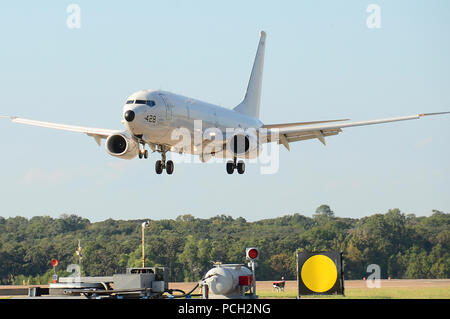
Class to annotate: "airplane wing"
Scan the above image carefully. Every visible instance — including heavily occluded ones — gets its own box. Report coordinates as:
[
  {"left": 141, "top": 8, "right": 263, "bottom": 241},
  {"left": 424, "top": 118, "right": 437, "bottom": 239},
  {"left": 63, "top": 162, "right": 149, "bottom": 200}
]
[
  {"left": 261, "top": 118, "right": 349, "bottom": 129},
  {"left": 0, "top": 116, "right": 120, "bottom": 146},
  {"left": 263, "top": 112, "right": 450, "bottom": 151}
]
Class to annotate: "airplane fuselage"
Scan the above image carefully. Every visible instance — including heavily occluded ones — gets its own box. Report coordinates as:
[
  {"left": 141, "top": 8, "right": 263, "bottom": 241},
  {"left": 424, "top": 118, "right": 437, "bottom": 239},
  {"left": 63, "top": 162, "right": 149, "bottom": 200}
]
[{"left": 122, "top": 89, "right": 263, "bottom": 158}]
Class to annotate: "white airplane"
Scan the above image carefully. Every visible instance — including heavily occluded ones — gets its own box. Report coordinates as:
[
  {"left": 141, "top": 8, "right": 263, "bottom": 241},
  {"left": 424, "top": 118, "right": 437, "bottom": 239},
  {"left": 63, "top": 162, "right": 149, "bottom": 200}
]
[{"left": 1, "top": 31, "right": 449, "bottom": 175}]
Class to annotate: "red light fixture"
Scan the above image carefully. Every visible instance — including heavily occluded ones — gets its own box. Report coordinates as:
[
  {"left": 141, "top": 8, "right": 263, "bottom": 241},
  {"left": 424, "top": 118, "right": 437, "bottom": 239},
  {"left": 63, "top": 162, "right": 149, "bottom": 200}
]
[
  {"left": 51, "top": 258, "right": 58, "bottom": 267},
  {"left": 246, "top": 247, "right": 259, "bottom": 261}
]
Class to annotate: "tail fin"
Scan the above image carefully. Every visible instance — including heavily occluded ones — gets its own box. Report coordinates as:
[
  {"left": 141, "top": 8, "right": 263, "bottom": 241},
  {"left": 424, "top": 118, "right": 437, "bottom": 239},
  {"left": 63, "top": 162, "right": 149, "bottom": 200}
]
[{"left": 233, "top": 31, "right": 266, "bottom": 119}]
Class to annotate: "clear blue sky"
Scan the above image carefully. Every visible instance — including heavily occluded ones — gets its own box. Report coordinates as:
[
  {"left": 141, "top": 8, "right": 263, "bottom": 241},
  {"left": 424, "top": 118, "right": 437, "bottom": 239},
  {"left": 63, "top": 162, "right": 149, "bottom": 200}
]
[{"left": 0, "top": 1, "right": 449, "bottom": 222}]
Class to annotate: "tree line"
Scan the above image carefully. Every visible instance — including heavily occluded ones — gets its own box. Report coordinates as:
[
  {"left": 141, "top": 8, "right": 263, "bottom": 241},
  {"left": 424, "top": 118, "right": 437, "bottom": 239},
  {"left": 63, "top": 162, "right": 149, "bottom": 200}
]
[{"left": 0, "top": 206, "right": 448, "bottom": 285}]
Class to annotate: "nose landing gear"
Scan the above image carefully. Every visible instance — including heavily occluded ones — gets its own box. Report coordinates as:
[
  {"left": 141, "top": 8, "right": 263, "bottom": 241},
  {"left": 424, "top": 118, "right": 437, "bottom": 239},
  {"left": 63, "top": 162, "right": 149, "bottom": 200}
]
[
  {"left": 138, "top": 142, "right": 148, "bottom": 159},
  {"left": 138, "top": 149, "right": 148, "bottom": 159}
]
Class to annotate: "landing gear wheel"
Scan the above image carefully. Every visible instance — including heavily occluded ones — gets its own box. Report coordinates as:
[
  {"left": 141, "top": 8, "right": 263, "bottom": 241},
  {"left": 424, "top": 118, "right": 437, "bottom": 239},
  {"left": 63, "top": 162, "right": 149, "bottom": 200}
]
[
  {"left": 226, "top": 161, "right": 234, "bottom": 174},
  {"left": 139, "top": 148, "right": 148, "bottom": 159},
  {"left": 166, "top": 160, "right": 174, "bottom": 175},
  {"left": 155, "top": 160, "right": 163, "bottom": 174},
  {"left": 237, "top": 161, "right": 245, "bottom": 174}
]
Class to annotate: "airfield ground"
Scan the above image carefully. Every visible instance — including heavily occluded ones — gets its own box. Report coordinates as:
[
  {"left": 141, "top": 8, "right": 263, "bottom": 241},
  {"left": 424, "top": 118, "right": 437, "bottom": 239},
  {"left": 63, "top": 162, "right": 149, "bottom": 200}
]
[
  {"left": 169, "top": 279, "right": 450, "bottom": 299},
  {"left": 1, "top": 279, "right": 448, "bottom": 299}
]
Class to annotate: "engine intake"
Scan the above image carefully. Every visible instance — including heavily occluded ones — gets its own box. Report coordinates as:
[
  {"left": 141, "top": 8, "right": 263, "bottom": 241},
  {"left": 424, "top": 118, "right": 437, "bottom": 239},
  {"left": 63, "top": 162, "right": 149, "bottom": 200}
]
[{"left": 105, "top": 133, "right": 139, "bottom": 159}]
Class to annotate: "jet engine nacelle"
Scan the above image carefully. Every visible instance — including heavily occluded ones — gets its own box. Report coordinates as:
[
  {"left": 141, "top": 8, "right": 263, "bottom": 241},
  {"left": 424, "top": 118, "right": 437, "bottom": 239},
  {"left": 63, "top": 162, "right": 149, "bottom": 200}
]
[
  {"left": 227, "top": 131, "right": 260, "bottom": 159},
  {"left": 105, "top": 133, "right": 139, "bottom": 159}
]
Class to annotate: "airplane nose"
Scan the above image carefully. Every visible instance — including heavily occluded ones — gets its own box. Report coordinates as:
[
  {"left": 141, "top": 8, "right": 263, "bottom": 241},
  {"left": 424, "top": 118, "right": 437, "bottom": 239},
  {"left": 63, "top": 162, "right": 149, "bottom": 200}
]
[{"left": 124, "top": 110, "right": 135, "bottom": 122}]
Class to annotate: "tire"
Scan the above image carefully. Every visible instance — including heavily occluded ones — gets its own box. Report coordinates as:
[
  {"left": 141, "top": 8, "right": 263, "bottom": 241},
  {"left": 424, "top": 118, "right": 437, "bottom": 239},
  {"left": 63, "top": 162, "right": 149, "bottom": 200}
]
[
  {"left": 155, "top": 160, "right": 163, "bottom": 174},
  {"left": 226, "top": 161, "right": 234, "bottom": 174},
  {"left": 166, "top": 160, "right": 174, "bottom": 175},
  {"left": 237, "top": 161, "right": 245, "bottom": 174},
  {"left": 138, "top": 152, "right": 143, "bottom": 159},
  {"left": 144, "top": 150, "right": 148, "bottom": 159}
]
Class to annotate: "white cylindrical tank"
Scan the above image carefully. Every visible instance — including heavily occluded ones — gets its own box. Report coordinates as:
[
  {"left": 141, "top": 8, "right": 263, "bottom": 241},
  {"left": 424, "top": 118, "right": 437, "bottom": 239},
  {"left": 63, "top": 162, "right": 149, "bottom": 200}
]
[{"left": 203, "top": 264, "right": 252, "bottom": 297}]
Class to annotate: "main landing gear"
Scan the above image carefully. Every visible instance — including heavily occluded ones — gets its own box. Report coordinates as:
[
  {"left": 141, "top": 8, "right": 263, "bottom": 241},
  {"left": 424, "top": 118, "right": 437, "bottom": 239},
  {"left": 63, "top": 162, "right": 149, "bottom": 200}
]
[
  {"left": 155, "top": 146, "right": 174, "bottom": 175},
  {"left": 226, "top": 157, "right": 245, "bottom": 174},
  {"left": 138, "top": 144, "right": 174, "bottom": 175}
]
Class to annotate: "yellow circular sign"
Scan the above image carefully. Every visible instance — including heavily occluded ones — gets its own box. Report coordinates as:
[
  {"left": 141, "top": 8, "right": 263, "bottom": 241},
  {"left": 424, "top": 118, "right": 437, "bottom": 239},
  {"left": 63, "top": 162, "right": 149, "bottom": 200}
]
[{"left": 301, "top": 255, "right": 337, "bottom": 293}]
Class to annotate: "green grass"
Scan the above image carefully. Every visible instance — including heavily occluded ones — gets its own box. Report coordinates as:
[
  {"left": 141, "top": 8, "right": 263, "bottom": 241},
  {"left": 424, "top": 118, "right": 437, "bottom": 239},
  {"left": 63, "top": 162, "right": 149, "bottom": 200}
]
[
  {"left": 1, "top": 287, "right": 448, "bottom": 299},
  {"left": 258, "top": 287, "right": 450, "bottom": 299}
]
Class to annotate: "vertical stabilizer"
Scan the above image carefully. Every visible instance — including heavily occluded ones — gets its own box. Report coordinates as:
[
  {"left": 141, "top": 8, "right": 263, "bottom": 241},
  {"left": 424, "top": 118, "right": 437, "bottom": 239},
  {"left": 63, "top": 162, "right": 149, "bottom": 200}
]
[{"left": 233, "top": 31, "right": 266, "bottom": 119}]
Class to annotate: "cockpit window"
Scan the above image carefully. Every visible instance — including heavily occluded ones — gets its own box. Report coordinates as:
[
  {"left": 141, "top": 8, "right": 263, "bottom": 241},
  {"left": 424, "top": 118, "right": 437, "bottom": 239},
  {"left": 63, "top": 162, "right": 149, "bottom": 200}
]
[{"left": 126, "top": 99, "right": 155, "bottom": 106}]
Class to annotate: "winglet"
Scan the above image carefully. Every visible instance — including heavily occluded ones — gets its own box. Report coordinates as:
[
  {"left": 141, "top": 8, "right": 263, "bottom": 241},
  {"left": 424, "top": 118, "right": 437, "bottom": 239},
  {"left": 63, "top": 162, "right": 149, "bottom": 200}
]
[
  {"left": 0, "top": 115, "right": 17, "bottom": 120},
  {"left": 419, "top": 111, "right": 450, "bottom": 117}
]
